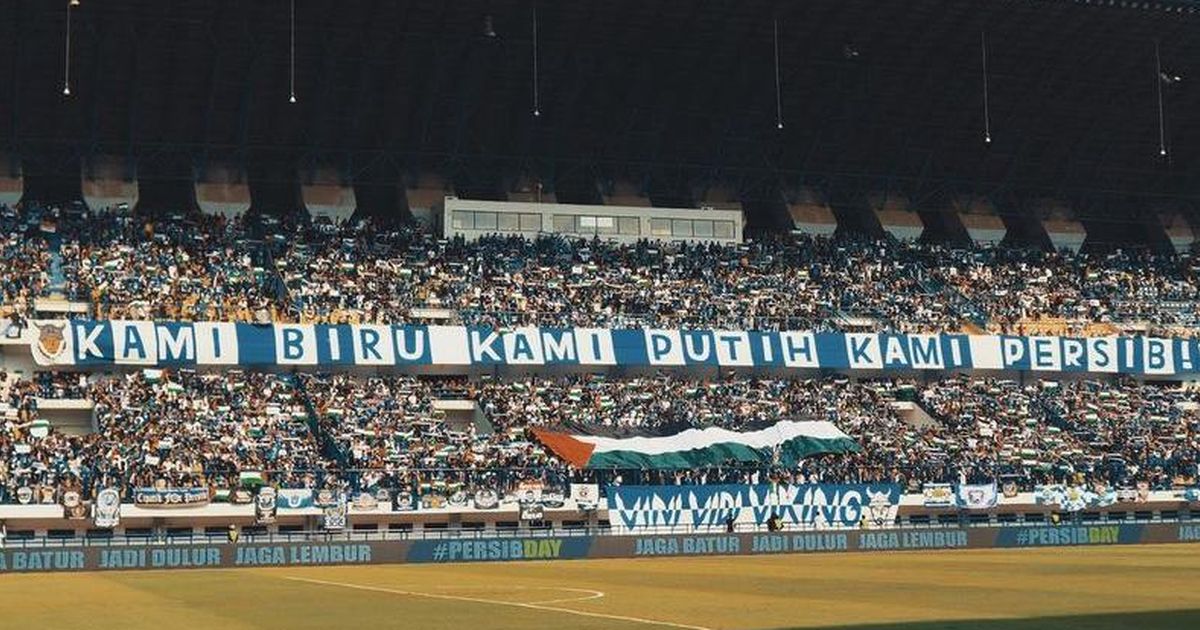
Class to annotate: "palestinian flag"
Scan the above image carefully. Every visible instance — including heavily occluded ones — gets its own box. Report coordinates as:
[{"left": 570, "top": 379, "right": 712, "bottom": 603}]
[
  {"left": 239, "top": 471, "right": 266, "bottom": 488},
  {"left": 532, "top": 420, "right": 860, "bottom": 469}
]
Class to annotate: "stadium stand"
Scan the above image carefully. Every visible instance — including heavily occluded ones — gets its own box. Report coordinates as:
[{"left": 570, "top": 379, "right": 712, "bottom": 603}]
[
  {"left": 4, "top": 364, "right": 1197, "bottom": 504},
  {"left": 12, "top": 204, "right": 1199, "bottom": 506},
  {"left": 1, "top": 1, "right": 1199, "bottom": 530},
  {"left": 57, "top": 209, "right": 279, "bottom": 322},
  {"left": 3, "top": 201, "right": 1200, "bottom": 333}
]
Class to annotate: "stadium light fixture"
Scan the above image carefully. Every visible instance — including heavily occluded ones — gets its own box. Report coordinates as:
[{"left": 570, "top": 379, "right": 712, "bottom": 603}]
[
  {"left": 63, "top": 0, "right": 73, "bottom": 98},
  {"left": 288, "top": 0, "right": 297, "bottom": 104},
  {"left": 774, "top": 18, "right": 784, "bottom": 131},
  {"left": 1155, "top": 40, "right": 1168, "bottom": 158},
  {"left": 531, "top": 5, "right": 540, "bottom": 118},
  {"left": 981, "top": 32, "right": 991, "bottom": 146}
]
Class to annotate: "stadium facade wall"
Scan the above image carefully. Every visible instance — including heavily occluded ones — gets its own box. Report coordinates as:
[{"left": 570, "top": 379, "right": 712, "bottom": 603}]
[{"left": 2, "top": 524, "right": 1198, "bottom": 573}]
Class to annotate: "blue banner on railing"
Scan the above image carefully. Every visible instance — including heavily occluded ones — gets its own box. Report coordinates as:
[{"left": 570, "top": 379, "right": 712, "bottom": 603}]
[
  {"left": 24, "top": 319, "right": 1200, "bottom": 376},
  {"left": 606, "top": 484, "right": 902, "bottom": 533}
]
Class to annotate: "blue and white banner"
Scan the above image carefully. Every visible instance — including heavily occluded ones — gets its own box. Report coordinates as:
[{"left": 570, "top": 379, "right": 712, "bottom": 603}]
[
  {"left": 956, "top": 483, "right": 999, "bottom": 510},
  {"left": 1034, "top": 485, "right": 1119, "bottom": 512},
  {"left": 606, "top": 484, "right": 901, "bottom": 534},
  {"left": 276, "top": 489, "right": 315, "bottom": 510},
  {"left": 26, "top": 319, "right": 1200, "bottom": 377}
]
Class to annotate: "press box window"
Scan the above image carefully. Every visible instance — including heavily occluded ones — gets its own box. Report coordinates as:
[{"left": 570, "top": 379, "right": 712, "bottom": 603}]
[
  {"left": 552, "top": 214, "right": 576, "bottom": 232},
  {"left": 619, "top": 217, "right": 640, "bottom": 235},
  {"left": 473, "top": 212, "right": 498, "bottom": 231},
  {"left": 650, "top": 218, "right": 671, "bottom": 237},
  {"left": 519, "top": 213, "right": 541, "bottom": 231},
  {"left": 671, "top": 219, "right": 693, "bottom": 237},
  {"left": 451, "top": 210, "right": 473, "bottom": 230},
  {"left": 497, "top": 213, "right": 519, "bottom": 231},
  {"left": 581, "top": 216, "right": 616, "bottom": 234},
  {"left": 693, "top": 220, "right": 714, "bottom": 238},
  {"left": 714, "top": 220, "right": 734, "bottom": 239}
]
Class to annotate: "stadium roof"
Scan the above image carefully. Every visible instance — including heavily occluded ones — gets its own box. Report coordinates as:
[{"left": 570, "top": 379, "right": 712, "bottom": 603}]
[{"left": 2, "top": 0, "right": 1198, "bottom": 210}]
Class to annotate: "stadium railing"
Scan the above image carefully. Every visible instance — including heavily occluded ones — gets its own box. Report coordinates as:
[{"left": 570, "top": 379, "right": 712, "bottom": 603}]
[{"left": 3, "top": 511, "right": 1196, "bottom": 549}]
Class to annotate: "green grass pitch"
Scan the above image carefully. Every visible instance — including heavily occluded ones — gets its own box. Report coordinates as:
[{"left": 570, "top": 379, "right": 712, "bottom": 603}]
[{"left": 2, "top": 543, "right": 1198, "bottom": 629}]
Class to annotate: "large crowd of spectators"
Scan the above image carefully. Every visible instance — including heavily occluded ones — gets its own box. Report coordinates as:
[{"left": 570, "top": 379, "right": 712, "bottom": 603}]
[
  {"left": 87, "top": 369, "right": 325, "bottom": 491},
  {"left": 1, "top": 369, "right": 327, "bottom": 503},
  {"left": 0, "top": 204, "right": 52, "bottom": 320},
  {"left": 4, "top": 368, "right": 1197, "bottom": 503},
  {"left": 298, "top": 374, "right": 563, "bottom": 494},
  {"left": 275, "top": 225, "right": 966, "bottom": 331},
  {"left": 3, "top": 204, "right": 1200, "bottom": 507},
  {"left": 2, "top": 204, "right": 1198, "bottom": 333},
  {"left": 57, "top": 210, "right": 280, "bottom": 321},
  {"left": 917, "top": 376, "right": 1200, "bottom": 490},
  {"left": 473, "top": 374, "right": 1196, "bottom": 491},
  {"left": 924, "top": 246, "right": 1200, "bottom": 332}
]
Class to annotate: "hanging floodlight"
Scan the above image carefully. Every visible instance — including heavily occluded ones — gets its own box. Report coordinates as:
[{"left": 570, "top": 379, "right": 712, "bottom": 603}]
[
  {"left": 1155, "top": 40, "right": 1168, "bottom": 158},
  {"left": 289, "top": 0, "right": 297, "bottom": 104},
  {"left": 531, "top": 5, "right": 540, "bottom": 117},
  {"left": 63, "top": 0, "right": 73, "bottom": 97},
  {"left": 981, "top": 31, "right": 992, "bottom": 145},
  {"left": 774, "top": 18, "right": 784, "bottom": 130}
]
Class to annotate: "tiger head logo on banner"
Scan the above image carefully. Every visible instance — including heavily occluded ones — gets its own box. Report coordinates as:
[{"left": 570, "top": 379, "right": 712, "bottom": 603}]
[{"left": 34, "top": 322, "right": 67, "bottom": 362}]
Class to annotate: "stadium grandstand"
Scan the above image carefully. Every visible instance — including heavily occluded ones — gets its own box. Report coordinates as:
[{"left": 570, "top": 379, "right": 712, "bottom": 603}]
[{"left": 3, "top": 0, "right": 1200, "bottom": 628}]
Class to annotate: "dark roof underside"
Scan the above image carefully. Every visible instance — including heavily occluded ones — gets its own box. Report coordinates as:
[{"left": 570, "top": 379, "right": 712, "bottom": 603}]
[{"left": 1, "top": 0, "right": 1199, "bottom": 208}]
